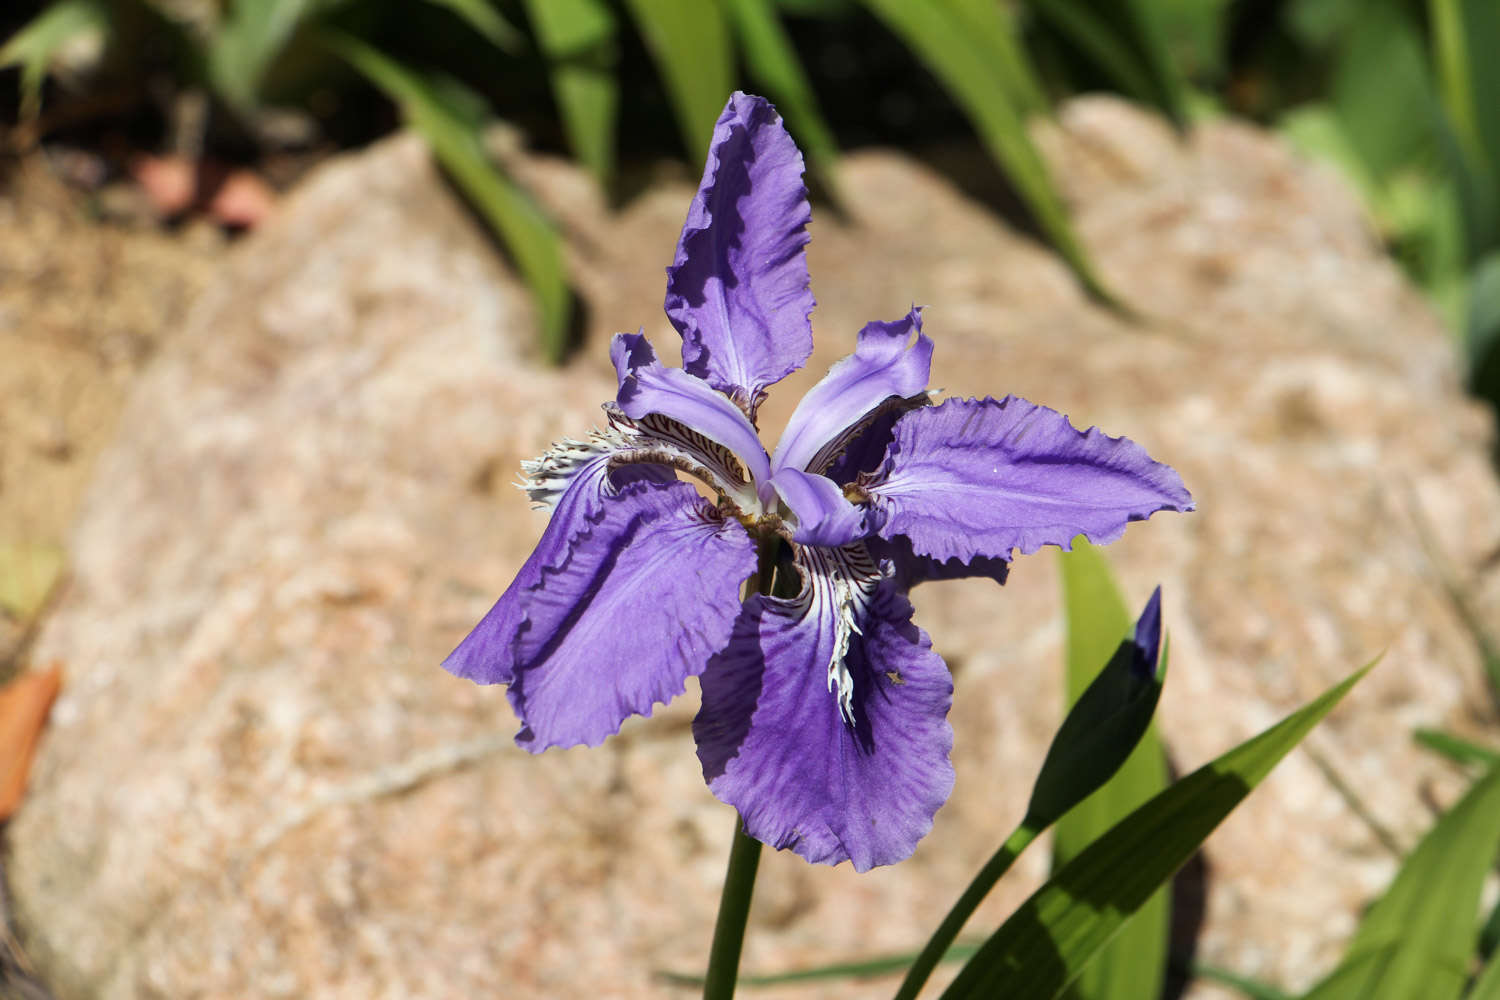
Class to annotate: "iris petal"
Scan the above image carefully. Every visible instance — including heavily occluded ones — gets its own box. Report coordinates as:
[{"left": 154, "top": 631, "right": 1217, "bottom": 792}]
[
  {"left": 665, "top": 93, "right": 815, "bottom": 416},
  {"left": 613, "top": 332, "right": 771, "bottom": 495},
  {"left": 771, "top": 307, "right": 932, "bottom": 477},
  {"left": 866, "top": 396, "right": 1193, "bottom": 564},
  {"left": 768, "top": 467, "right": 870, "bottom": 547},
  {"left": 507, "top": 480, "right": 756, "bottom": 750},
  {"left": 694, "top": 554, "right": 955, "bottom": 872},
  {"left": 441, "top": 434, "right": 671, "bottom": 685}
]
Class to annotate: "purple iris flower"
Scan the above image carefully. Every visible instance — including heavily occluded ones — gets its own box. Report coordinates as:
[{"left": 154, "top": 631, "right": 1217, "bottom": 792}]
[{"left": 445, "top": 93, "right": 1193, "bottom": 871}]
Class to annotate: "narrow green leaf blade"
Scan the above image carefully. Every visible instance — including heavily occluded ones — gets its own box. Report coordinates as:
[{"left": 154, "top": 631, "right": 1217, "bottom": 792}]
[
  {"left": 897, "top": 577, "right": 1164, "bottom": 1000},
  {"left": 722, "top": 0, "right": 841, "bottom": 197},
  {"left": 209, "top": 0, "right": 318, "bottom": 108},
  {"left": 621, "top": 0, "right": 735, "bottom": 159},
  {"left": 948, "top": 0, "right": 1047, "bottom": 116},
  {"left": 1412, "top": 726, "right": 1499, "bottom": 767},
  {"left": 523, "top": 0, "right": 620, "bottom": 185},
  {"left": 0, "top": 0, "right": 109, "bottom": 118},
  {"left": 1330, "top": 0, "right": 1435, "bottom": 183},
  {"left": 1024, "top": 0, "right": 1189, "bottom": 123},
  {"left": 1025, "top": 0, "right": 1166, "bottom": 117},
  {"left": 1298, "top": 762, "right": 1500, "bottom": 1000},
  {"left": 858, "top": 0, "right": 1117, "bottom": 305},
  {"left": 1470, "top": 949, "right": 1500, "bottom": 1000},
  {"left": 657, "top": 941, "right": 980, "bottom": 988},
  {"left": 941, "top": 662, "right": 1374, "bottom": 999},
  {"left": 423, "top": 0, "right": 525, "bottom": 53},
  {"left": 324, "top": 33, "right": 571, "bottom": 363},
  {"left": 1054, "top": 542, "right": 1169, "bottom": 1000}
]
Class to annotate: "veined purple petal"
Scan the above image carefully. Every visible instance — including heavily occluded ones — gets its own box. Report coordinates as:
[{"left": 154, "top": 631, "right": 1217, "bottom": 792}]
[
  {"left": 866, "top": 396, "right": 1193, "bottom": 563},
  {"left": 612, "top": 332, "right": 771, "bottom": 491},
  {"left": 508, "top": 480, "right": 756, "bottom": 751},
  {"left": 694, "top": 547, "right": 955, "bottom": 871},
  {"left": 768, "top": 467, "right": 869, "bottom": 548},
  {"left": 771, "top": 308, "right": 932, "bottom": 477},
  {"left": 665, "top": 93, "right": 815, "bottom": 415},
  {"left": 442, "top": 433, "right": 672, "bottom": 685}
]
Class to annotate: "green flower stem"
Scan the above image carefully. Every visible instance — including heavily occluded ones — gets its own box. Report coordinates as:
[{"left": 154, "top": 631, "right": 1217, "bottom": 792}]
[
  {"left": 892, "top": 816, "right": 1043, "bottom": 1000},
  {"left": 702, "top": 814, "right": 765, "bottom": 1000},
  {"left": 701, "top": 536, "right": 782, "bottom": 1000}
]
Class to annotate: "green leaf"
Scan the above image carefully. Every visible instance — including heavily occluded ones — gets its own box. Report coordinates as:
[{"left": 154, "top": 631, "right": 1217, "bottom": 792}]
[
  {"left": 1143, "top": 0, "right": 1236, "bottom": 83},
  {"left": 620, "top": 0, "right": 735, "bottom": 160},
  {"left": 1329, "top": 0, "right": 1436, "bottom": 183},
  {"left": 1412, "top": 726, "right": 1500, "bottom": 768},
  {"left": 722, "top": 0, "right": 841, "bottom": 198},
  {"left": 657, "top": 942, "right": 980, "bottom": 988},
  {"left": 1298, "top": 762, "right": 1500, "bottom": 1000},
  {"left": 948, "top": 0, "right": 1047, "bottom": 116},
  {"left": 940, "top": 662, "right": 1374, "bottom": 999},
  {"left": 0, "top": 0, "right": 110, "bottom": 119},
  {"left": 1470, "top": 948, "right": 1500, "bottom": 1000},
  {"left": 895, "top": 569, "right": 1165, "bottom": 1000},
  {"left": 1466, "top": 251, "right": 1500, "bottom": 408},
  {"left": 323, "top": 32, "right": 572, "bottom": 363},
  {"left": 523, "top": 0, "right": 620, "bottom": 185},
  {"left": 1430, "top": 0, "right": 1500, "bottom": 263},
  {"left": 423, "top": 0, "right": 525, "bottom": 53},
  {"left": 857, "top": 0, "right": 1118, "bottom": 306},
  {"left": 1189, "top": 961, "right": 1294, "bottom": 1000},
  {"left": 1054, "top": 543, "right": 1169, "bottom": 1000},
  {"left": 209, "top": 0, "right": 320, "bottom": 108},
  {"left": 1027, "top": 0, "right": 1189, "bottom": 124}
]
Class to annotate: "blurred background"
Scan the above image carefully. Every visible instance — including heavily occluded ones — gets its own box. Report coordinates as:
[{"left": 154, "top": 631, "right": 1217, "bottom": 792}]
[
  {"left": 4, "top": 2, "right": 1500, "bottom": 999},
  {"left": 3, "top": 0, "right": 1496, "bottom": 379}
]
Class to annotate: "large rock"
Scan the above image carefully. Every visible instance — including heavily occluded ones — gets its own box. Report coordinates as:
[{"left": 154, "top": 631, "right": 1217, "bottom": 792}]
[{"left": 11, "top": 99, "right": 1500, "bottom": 998}]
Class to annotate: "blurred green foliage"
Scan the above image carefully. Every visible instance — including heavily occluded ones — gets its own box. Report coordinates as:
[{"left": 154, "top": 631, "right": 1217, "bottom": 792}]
[{"left": 2, "top": 0, "right": 1497, "bottom": 395}]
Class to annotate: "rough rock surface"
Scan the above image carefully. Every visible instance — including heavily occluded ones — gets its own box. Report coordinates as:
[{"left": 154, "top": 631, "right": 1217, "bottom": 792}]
[{"left": 10, "top": 98, "right": 1500, "bottom": 999}]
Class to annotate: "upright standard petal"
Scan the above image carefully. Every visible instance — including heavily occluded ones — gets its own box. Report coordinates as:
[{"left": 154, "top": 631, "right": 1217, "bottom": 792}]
[
  {"left": 508, "top": 480, "right": 756, "bottom": 751},
  {"left": 613, "top": 332, "right": 771, "bottom": 494},
  {"left": 442, "top": 430, "right": 671, "bottom": 685},
  {"left": 771, "top": 308, "right": 933, "bottom": 477},
  {"left": 695, "top": 548, "right": 955, "bottom": 871},
  {"left": 865, "top": 396, "right": 1194, "bottom": 564},
  {"left": 665, "top": 93, "right": 815, "bottom": 414}
]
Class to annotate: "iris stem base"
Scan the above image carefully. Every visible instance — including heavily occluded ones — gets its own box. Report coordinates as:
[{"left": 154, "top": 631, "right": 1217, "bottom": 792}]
[{"left": 703, "top": 814, "right": 764, "bottom": 1000}]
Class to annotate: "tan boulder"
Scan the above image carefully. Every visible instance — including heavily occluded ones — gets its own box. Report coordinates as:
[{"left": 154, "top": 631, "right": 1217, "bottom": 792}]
[{"left": 10, "top": 98, "right": 1499, "bottom": 998}]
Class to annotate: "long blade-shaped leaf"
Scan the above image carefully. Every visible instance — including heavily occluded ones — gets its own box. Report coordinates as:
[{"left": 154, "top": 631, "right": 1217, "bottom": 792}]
[
  {"left": 722, "top": 0, "right": 841, "bottom": 198},
  {"left": 324, "top": 33, "right": 571, "bottom": 363},
  {"left": 1412, "top": 726, "right": 1499, "bottom": 767},
  {"left": 857, "top": 0, "right": 1117, "bottom": 306},
  {"left": 523, "top": 0, "right": 619, "bottom": 186},
  {"left": 424, "top": 0, "right": 524, "bottom": 53},
  {"left": 1298, "top": 762, "right": 1500, "bottom": 1000},
  {"left": 1027, "top": 0, "right": 1188, "bottom": 125},
  {"left": 897, "top": 583, "right": 1165, "bottom": 1000},
  {"left": 209, "top": 0, "right": 318, "bottom": 108},
  {"left": 1055, "top": 543, "right": 1169, "bottom": 1000},
  {"left": 1471, "top": 950, "right": 1500, "bottom": 1000},
  {"left": 948, "top": 0, "right": 1047, "bottom": 116},
  {"left": 940, "top": 663, "right": 1374, "bottom": 999},
  {"left": 0, "top": 0, "right": 109, "bottom": 118},
  {"left": 621, "top": 0, "right": 735, "bottom": 160}
]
